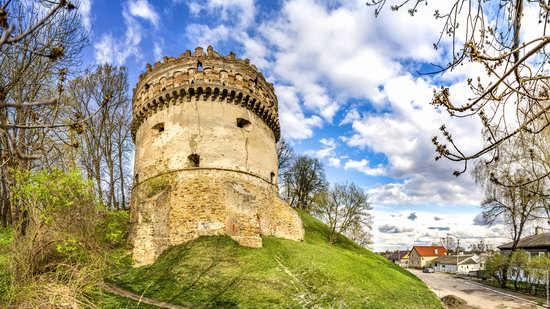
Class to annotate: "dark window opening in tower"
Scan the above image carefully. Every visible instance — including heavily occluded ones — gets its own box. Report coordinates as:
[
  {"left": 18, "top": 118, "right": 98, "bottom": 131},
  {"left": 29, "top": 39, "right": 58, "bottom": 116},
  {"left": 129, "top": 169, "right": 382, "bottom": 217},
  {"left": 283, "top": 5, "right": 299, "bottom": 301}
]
[
  {"left": 197, "top": 61, "right": 203, "bottom": 72},
  {"left": 135, "top": 173, "right": 139, "bottom": 183},
  {"left": 152, "top": 122, "right": 164, "bottom": 133},
  {"left": 188, "top": 154, "right": 200, "bottom": 167},
  {"left": 236, "top": 118, "right": 251, "bottom": 129},
  {"left": 270, "top": 172, "right": 275, "bottom": 184}
]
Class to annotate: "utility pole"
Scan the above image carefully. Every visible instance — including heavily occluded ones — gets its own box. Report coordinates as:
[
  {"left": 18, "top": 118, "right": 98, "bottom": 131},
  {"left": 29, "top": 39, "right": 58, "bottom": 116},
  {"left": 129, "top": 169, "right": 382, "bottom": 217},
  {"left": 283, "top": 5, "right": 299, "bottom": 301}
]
[
  {"left": 447, "top": 233, "right": 460, "bottom": 275},
  {"left": 456, "top": 238, "right": 460, "bottom": 275}
]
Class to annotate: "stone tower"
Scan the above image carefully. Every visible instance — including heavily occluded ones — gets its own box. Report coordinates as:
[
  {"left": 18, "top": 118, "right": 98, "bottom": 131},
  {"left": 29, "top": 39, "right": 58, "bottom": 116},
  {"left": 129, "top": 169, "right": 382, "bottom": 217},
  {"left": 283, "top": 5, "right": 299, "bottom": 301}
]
[{"left": 130, "top": 46, "right": 304, "bottom": 266}]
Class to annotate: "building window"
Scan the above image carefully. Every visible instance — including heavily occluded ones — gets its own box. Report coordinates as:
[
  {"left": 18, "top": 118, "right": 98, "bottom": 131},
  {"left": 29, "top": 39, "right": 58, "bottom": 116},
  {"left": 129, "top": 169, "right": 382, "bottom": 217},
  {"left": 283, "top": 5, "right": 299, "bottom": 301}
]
[
  {"left": 152, "top": 122, "right": 165, "bottom": 133},
  {"left": 270, "top": 172, "right": 275, "bottom": 184},
  {"left": 188, "top": 154, "right": 200, "bottom": 167},
  {"left": 236, "top": 118, "right": 251, "bottom": 129},
  {"left": 197, "top": 61, "right": 203, "bottom": 72}
]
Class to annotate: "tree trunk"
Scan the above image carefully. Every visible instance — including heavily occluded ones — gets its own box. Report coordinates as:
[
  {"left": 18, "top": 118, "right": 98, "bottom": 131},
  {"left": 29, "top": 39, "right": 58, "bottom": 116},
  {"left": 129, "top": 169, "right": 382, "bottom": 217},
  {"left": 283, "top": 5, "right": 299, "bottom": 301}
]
[{"left": 118, "top": 143, "right": 126, "bottom": 209}]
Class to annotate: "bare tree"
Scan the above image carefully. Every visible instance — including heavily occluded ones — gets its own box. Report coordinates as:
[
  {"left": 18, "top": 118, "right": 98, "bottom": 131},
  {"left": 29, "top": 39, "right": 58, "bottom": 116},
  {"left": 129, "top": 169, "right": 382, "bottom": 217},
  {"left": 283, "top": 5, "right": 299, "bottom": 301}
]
[
  {"left": 313, "top": 182, "right": 373, "bottom": 244},
  {"left": 0, "top": 0, "right": 100, "bottom": 228},
  {"left": 66, "top": 65, "right": 133, "bottom": 209},
  {"left": 475, "top": 126, "right": 550, "bottom": 216},
  {"left": 475, "top": 128, "right": 547, "bottom": 245},
  {"left": 469, "top": 240, "right": 494, "bottom": 254},
  {"left": 440, "top": 235, "right": 457, "bottom": 253},
  {"left": 283, "top": 155, "right": 328, "bottom": 211},
  {"left": 481, "top": 183, "right": 541, "bottom": 253},
  {"left": 276, "top": 138, "right": 295, "bottom": 173},
  {"left": 347, "top": 220, "right": 373, "bottom": 248},
  {"left": 367, "top": 1, "right": 549, "bottom": 180},
  {"left": 276, "top": 138, "right": 295, "bottom": 198}
]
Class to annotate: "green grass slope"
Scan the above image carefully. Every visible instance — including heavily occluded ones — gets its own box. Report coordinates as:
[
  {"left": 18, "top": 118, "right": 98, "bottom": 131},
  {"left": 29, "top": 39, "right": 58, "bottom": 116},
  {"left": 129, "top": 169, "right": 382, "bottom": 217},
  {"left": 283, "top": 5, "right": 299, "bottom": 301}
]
[
  {"left": 109, "top": 211, "right": 441, "bottom": 308},
  {"left": 0, "top": 227, "right": 12, "bottom": 304}
]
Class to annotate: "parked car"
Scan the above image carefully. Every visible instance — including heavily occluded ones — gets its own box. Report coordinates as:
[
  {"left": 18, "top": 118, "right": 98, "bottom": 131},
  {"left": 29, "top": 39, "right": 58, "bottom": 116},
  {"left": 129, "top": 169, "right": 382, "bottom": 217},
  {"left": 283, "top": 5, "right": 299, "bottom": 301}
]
[{"left": 422, "top": 267, "right": 435, "bottom": 273}]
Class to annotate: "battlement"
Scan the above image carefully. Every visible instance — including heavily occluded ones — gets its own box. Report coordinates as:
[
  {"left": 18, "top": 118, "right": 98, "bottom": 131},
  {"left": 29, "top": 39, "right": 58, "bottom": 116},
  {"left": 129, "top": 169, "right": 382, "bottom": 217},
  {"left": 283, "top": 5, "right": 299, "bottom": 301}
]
[{"left": 131, "top": 46, "right": 280, "bottom": 141}]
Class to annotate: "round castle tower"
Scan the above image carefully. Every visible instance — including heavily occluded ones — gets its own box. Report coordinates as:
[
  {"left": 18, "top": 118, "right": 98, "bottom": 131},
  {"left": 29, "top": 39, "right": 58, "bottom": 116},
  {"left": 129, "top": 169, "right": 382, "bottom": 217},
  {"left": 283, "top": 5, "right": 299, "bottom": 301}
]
[{"left": 130, "top": 46, "right": 304, "bottom": 266}]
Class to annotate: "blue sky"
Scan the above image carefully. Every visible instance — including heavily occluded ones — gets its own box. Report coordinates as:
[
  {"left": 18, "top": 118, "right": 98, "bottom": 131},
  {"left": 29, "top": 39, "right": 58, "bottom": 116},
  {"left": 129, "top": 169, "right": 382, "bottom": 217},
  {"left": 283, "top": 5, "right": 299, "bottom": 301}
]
[{"left": 74, "top": 0, "right": 545, "bottom": 251}]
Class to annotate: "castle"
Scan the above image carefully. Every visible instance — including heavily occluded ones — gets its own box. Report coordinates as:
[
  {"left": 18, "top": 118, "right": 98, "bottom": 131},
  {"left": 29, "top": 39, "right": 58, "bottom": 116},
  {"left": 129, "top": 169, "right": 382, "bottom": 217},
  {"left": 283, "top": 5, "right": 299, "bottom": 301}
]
[{"left": 129, "top": 46, "right": 305, "bottom": 266}]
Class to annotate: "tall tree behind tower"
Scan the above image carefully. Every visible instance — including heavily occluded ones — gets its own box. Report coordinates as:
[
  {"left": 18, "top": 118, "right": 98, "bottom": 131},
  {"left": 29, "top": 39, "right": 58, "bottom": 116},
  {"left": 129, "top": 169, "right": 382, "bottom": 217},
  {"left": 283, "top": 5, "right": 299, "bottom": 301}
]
[{"left": 66, "top": 65, "right": 133, "bottom": 209}]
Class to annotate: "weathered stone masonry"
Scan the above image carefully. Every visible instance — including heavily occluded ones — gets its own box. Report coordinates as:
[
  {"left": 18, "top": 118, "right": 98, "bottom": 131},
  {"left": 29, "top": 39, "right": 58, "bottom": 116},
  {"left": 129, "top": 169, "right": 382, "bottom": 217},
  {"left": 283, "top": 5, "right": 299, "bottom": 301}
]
[{"left": 130, "top": 46, "right": 304, "bottom": 266}]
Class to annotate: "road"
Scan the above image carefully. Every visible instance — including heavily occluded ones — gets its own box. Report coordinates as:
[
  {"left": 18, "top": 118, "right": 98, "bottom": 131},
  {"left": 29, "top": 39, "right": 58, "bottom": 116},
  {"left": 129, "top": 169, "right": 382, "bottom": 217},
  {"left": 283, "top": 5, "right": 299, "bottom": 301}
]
[{"left": 409, "top": 269, "right": 541, "bottom": 308}]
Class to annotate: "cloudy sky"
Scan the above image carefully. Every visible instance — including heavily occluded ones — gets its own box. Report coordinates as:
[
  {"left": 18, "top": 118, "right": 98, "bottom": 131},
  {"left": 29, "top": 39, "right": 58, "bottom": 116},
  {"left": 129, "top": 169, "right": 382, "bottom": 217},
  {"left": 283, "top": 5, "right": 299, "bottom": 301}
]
[{"left": 75, "top": 0, "right": 545, "bottom": 251}]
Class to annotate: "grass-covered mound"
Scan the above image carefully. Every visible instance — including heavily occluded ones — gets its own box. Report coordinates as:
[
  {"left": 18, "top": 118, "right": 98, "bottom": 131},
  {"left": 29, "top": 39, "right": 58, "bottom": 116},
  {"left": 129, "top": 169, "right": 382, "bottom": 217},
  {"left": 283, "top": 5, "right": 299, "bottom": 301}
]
[{"left": 109, "top": 211, "right": 441, "bottom": 308}]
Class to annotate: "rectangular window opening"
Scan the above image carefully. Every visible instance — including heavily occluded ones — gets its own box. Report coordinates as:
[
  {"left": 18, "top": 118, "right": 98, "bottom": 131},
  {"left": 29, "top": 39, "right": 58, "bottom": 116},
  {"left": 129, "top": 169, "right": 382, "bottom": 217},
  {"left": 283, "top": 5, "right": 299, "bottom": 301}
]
[
  {"left": 188, "top": 154, "right": 200, "bottom": 167},
  {"left": 237, "top": 118, "right": 251, "bottom": 129},
  {"left": 152, "top": 122, "right": 165, "bottom": 133}
]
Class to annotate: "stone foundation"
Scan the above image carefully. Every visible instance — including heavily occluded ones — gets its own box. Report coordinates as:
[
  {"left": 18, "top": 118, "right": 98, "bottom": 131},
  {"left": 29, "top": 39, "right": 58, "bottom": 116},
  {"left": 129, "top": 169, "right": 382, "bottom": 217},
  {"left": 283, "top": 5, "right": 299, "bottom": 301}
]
[{"left": 130, "top": 169, "right": 304, "bottom": 266}]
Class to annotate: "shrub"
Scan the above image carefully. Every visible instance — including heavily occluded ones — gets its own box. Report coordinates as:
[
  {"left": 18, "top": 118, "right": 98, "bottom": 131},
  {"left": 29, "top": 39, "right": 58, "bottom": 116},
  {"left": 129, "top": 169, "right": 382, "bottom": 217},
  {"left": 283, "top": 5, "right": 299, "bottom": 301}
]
[
  {"left": 100, "top": 210, "right": 130, "bottom": 248},
  {"left": 7, "top": 169, "right": 109, "bottom": 307}
]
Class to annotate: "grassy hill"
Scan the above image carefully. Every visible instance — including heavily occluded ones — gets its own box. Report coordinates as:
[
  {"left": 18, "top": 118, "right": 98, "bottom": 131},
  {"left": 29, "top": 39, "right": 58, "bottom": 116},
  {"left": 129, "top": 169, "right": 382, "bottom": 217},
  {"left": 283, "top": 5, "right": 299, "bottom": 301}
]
[{"left": 107, "top": 211, "right": 442, "bottom": 308}]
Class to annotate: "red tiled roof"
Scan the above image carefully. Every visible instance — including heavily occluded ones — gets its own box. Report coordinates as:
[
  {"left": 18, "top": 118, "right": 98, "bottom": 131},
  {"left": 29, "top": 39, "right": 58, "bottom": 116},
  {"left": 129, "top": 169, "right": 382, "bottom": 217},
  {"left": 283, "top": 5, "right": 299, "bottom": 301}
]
[{"left": 412, "top": 246, "right": 447, "bottom": 257}]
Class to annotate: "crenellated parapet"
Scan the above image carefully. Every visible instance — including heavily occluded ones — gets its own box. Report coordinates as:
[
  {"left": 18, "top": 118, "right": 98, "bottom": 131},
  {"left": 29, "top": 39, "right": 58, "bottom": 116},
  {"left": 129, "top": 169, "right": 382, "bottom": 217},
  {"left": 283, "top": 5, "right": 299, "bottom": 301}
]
[{"left": 131, "top": 46, "right": 280, "bottom": 141}]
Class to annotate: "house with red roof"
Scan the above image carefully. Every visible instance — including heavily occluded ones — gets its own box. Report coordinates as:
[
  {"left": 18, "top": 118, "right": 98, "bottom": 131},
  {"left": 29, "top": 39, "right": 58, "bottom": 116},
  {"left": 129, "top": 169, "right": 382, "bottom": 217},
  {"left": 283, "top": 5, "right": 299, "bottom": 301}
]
[{"left": 409, "top": 246, "right": 447, "bottom": 268}]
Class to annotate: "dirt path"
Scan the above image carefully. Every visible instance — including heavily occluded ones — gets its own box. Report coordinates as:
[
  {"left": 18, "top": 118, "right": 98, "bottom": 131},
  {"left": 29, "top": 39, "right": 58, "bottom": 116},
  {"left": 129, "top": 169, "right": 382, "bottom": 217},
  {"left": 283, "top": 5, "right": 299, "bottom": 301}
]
[{"left": 103, "top": 283, "right": 189, "bottom": 309}]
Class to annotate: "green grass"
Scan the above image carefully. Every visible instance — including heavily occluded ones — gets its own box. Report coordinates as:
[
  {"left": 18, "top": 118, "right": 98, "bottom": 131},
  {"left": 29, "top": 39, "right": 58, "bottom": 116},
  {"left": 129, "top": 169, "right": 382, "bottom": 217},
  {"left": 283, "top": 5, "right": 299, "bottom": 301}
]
[
  {"left": 108, "top": 211, "right": 442, "bottom": 308},
  {"left": 0, "top": 226, "right": 13, "bottom": 304}
]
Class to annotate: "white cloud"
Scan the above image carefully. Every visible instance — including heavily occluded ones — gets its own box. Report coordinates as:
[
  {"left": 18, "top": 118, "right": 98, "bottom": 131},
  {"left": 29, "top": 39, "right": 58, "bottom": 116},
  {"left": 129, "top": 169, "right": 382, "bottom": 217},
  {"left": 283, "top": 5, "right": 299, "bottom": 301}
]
[
  {"left": 378, "top": 224, "right": 414, "bottom": 234},
  {"left": 339, "top": 108, "right": 360, "bottom": 126},
  {"left": 94, "top": 0, "right": 160, "bottom": 65},
  {"left": 94, "top": 10, "right": 142, "bottom": 65},
  {"left": 256, "top": 0, "right": 450, "bottom": 125},
  {"left": 315, "top": 138, "right": 337, "bottom": 159},
  {"left": 185, "top": 24, "right": 230, "bottom": 48},
  {"left": 187, "top": 1, "right": 202, "bottom": 16},
  {"left": 128, "top": 0, "right": 159, "bottom": 28},
  {"left": 341, "top": 74, "right": 483, "bottom": 205},
  {"left": 153, "top": 41, "right": 163, "bottom": 61},
  {"left": 344, "top": 159, "right": 386, "bottom": 176},
  {"left": 185, "top": 0, "right": 255, "bottom": 47},
  {"left": 328, "top": 157, "right": 341, "bottom": 168},
  {"left": 78, "top": 0, "right": 93, "bottom": 33},
  {"left": 202, "top": 0, "right": 255, "bottom": 29},
  {"left": 276, "top": 85, "right": 323, "bottom": 140}
]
